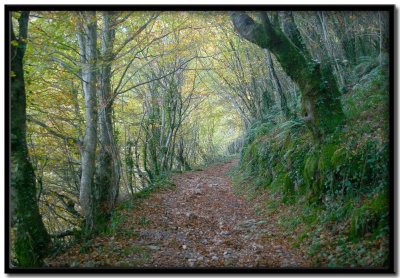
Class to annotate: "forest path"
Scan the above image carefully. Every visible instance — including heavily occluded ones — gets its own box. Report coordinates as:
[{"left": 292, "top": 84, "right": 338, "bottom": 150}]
[{"left": 47, "top": 160, "right": 308, "bottom": 268}]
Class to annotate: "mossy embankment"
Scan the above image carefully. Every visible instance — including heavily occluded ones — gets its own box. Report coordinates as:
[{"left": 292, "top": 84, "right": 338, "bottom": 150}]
[{"left": 234, "top": 60, "right": 390, "bottom": 267}]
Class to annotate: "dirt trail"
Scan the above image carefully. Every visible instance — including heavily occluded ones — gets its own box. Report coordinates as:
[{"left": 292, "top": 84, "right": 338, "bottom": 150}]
[{"left": 48, "top": 160, "right": 308, "bottom": 268}]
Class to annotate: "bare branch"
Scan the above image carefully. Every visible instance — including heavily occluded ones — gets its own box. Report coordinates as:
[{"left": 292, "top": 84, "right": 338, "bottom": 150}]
[
  {"left": 112, "top": 13, "right": 160, "bottom": 58},
  {"left": 27, "top": 115, "right": 81, "bottom": 145}
]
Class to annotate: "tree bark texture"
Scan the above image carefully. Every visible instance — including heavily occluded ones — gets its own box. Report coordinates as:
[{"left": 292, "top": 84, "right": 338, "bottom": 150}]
[
  {"left": 231, "top": 11, "right": 344, "bottom": 140},
  {"left": 78, "top": 11, "right": 98, "bottom": 234},
  {"left": 96, "top": 11, "right": 120, "bottom": 227},
  {"left": 265, "top": 49, "right": 290, "bottom": 119},
  {"left": 10, "top": 11, "right": 50, "bottom": 266}
]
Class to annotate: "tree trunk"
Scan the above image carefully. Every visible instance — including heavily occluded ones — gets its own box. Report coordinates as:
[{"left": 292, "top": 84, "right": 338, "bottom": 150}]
[
  {"left": 316, "top": 11, "right": 345, "bottom": 88},
  {"left": 231, "top": 11, "right": 344, "bottom": 141},
  {"left": 281, "top": 11, "right": 311, "bottom": 60},
  {"left": 378, "top": 11, "right": 389, "bottom": 62},
  {"left": 96, "top": 11, "right": 120, "bottom": 229},
  {"left": 10, "top": 11, "right": 50, "bottom": 266},
  {"left": 331, "top": 12, "right": 357, "bottom": 66},
  {"left": 177, "top": 138, "right": 191, "bottom": 171},
  {"left": 125, "top": 139, "right": 135, "bottom": 195},
  {"left": 265, "top": 49, "right": 289, "bottom": 119},
  {"left": 78, "top": 11, "right": 98, "bottom": 234}
]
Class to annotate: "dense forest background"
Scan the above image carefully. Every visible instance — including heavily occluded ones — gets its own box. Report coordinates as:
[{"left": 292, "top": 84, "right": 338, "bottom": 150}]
[{"left": 9, "top": 9, "right": 391, "bottom": 268}]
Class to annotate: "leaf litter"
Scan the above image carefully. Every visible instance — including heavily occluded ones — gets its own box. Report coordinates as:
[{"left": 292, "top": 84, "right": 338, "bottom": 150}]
[{"left": 45, "top": 160, "right": 309, "bottom": 268}]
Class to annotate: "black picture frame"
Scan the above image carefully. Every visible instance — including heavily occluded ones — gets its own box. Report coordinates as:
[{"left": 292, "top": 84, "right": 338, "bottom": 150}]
[{"left": 4, "top": 4, "right": 396, "bottom": 274}]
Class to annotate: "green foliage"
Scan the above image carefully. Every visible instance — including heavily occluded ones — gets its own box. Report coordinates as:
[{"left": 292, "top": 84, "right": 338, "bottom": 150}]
[
  {"left": 104, "top": 211, "right": 128, "bottom": 237},
  {"left": 13, "top": 9, "right": 390, "bottom": 268},
  {"left": 116, "top": 199, "right": 135, "bottom": 211},
  {"left": 236, "top": 62, "right": 390, "bottom": 267},
  {"left": 349, "top": 191, "right": 389, "bottom": 241},
  {"left": 132, "top": 174, "right": 176, "bottom": 200},
  {"left": 303, "top": 149, "right": 318, "bottom": 194},
  {"left": 240, "top": 118, "right": 310, "bottom": 199}
]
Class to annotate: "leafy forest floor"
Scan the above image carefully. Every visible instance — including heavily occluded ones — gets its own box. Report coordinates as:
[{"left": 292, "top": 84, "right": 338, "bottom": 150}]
[{"left": 45, "top": 159, "right": 309, "bottom": 268}]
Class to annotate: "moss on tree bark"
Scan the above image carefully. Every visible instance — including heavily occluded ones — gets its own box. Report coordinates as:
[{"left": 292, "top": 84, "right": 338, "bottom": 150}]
[
  {"left": 11, "top": 11, "right": 50, "bottom": 266},
  {"left": 231, "top": 11, "right": 344, "bottom": 141}
]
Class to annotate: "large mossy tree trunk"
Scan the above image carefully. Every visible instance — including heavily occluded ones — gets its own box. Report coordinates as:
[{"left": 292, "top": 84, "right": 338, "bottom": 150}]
[
  {"left": 77, "top": 11, "right": 98, "bottom": 234},
  {"left": 96, "top": 11, "right": 120, "bottom": 230},
  {"left": 10, "top": 11, "right": 50, "bottom": 266},
  {"left": 231, "top": 11, "right": 345, "bottom": 141}
]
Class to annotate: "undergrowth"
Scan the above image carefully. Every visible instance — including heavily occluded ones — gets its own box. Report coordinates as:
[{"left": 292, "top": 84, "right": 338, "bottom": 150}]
[
  {"left": 45, "top": 174, "right": 176, "bottom": 263},
  {"left": 235, "top": 61, "right": 390, "bottom": 268}
]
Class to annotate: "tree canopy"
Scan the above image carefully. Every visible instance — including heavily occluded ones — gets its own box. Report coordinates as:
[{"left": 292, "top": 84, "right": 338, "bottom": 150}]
[{"left": 9, "top": 9, "right": 391, "bottom": 269}]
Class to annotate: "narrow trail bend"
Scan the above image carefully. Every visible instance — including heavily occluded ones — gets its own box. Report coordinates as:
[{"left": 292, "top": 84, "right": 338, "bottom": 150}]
[{"left": 49, "top": 160, "right": 309, "bottom": 268}]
